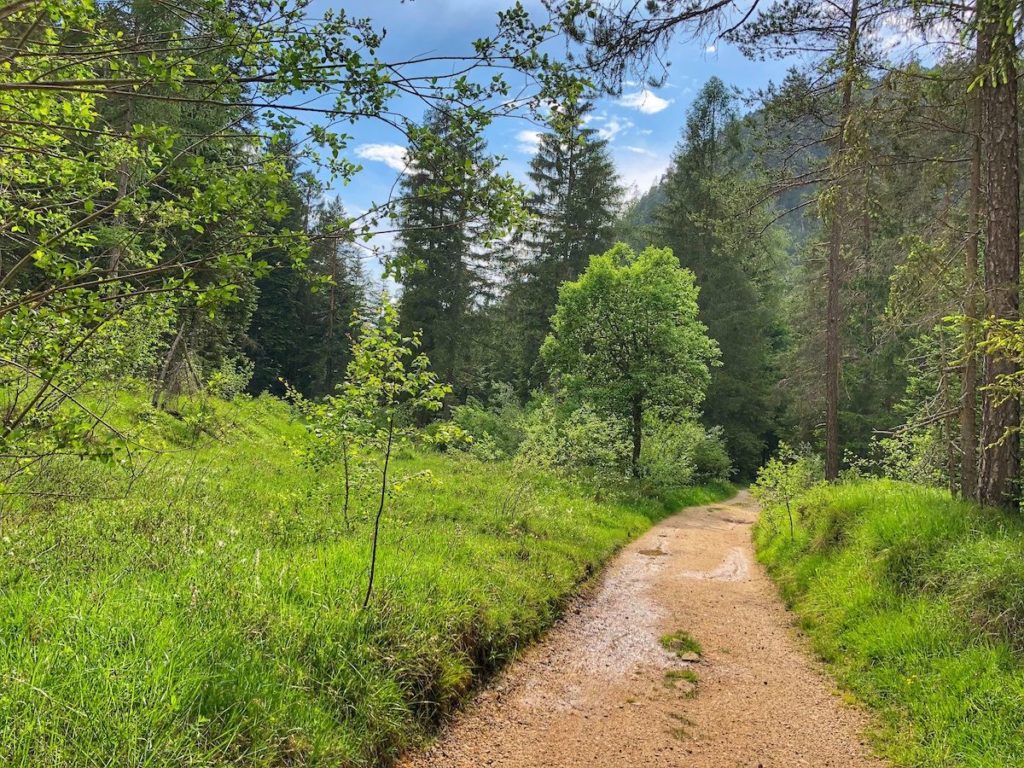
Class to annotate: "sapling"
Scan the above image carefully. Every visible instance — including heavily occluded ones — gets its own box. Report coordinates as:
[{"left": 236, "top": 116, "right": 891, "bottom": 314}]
[
  {"left": 752, "top": 443, "right": 822, "bottom": 541},
  {"left": 286, "top": 381, "right": 363, "bottom": 531},
  {"left": 341, "top": 297, "right": 451, "bottom": 608}
]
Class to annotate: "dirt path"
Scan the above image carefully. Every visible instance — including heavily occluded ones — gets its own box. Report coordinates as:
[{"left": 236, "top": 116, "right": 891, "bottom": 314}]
[{"left": 401, "top": 491, "right": 885, "bottom": 768}]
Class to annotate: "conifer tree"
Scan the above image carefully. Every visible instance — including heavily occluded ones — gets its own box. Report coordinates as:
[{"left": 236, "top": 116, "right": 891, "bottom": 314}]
[
  {"left": 395, "top": 109, "right": 496, "bottom": 399},
  {"left": 654, "top": 78, "right": 784, "bottom": 478},
  {"left": 504, "top": 97, "right": 623, "bottom": 393}
]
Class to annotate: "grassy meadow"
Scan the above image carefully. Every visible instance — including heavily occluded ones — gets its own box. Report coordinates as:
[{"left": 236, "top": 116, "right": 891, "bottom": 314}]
[
  {"left": 755, "top": 480, "right": 1024, "bottom": 767},
  {"left": 0, "top": 392, "right": 730, "bottom": 767}
]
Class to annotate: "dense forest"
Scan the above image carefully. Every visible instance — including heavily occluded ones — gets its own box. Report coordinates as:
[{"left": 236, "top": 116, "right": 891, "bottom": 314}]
[
  {"left": 4, "top": 0, "right": 1019, "bottom": 492},
  {"left": 2, "top": 0, "right": 1024, "bottom": 766}
]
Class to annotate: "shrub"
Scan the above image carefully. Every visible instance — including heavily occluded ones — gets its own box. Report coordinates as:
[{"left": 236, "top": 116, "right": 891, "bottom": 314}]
[
  {"left": 690, "top": 425, "right": 732, "bottom": 483},
  {"left": 751, "top": 443, "right": 822, "bottom": 541},
  {"left": 877, "top": 429, "right": 948, "bottom": 487},
  {"left": 207, "top": 356, "right": 255, "bottom": 401},
  {"left": 638, "top": 421, "right": 732, "bottom": 492},
  {"left": 516, "top": 398, "right": 629, "bottom": 479},
  {"left": 639, "top": 421, "right": 698, "bottom": 490},
  {"left": 450, "top": 383, "right": 525, "bottom": 460}
]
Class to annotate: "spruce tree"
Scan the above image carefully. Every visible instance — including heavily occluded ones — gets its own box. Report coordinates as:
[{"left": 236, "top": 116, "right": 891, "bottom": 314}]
[
  {"left": 654, "top": 78, "right": 784, "bottom": 479},
  {"left": 504, "top": 97, "right": 623, "bottom": 393},
  {"left": 396, "top": 109, "right": 502, "bottom": 399}
]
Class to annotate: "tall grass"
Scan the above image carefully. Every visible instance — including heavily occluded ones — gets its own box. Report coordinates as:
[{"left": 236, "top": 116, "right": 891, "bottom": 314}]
[
  {"left": 0, "top": 392, "right": 731, "bottom": 766},
  {"left": 755, "top": 480, "right": 1024, "bottom": 767}
]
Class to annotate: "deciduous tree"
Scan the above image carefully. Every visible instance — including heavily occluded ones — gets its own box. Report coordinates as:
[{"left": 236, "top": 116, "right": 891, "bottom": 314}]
[{"left": 542, "top": 243, "right": 718, "bottom": 476}]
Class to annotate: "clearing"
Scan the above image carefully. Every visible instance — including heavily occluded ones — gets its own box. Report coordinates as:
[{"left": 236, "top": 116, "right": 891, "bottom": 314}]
[{"left": 402, "top": 491, "right": 884, "bottom": 767}]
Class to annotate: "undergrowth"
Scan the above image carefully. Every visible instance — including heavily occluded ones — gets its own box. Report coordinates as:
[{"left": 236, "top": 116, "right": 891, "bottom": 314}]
[
  {"left": 755, "top": 480, "right": 1024, "bottom": 767},
  {"left": 0, "top": 392, "right": 731, "bottom": 767}
]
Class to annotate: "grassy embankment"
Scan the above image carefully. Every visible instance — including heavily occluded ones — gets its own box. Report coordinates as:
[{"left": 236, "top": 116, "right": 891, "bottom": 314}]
[
  {"left": 0, "top": 392, "right": 730, "bottom": 766},
  {"left": 755, "top": 480, "right": 1024, "bottom": 767}
]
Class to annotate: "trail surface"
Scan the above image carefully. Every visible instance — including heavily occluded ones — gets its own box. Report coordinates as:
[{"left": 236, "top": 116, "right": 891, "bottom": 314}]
[{"left": 401, "top": 491, "right": 885, "bottom": 767}]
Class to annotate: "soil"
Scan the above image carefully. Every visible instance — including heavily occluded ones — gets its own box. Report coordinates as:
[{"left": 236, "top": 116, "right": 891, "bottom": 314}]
[{"left": 399, "top": 491, "right": 886, "bottom": 768}]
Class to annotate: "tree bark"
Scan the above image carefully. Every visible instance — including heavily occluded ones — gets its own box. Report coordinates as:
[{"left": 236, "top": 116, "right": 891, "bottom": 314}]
[
  {"left": 824, "top": 0, "right": 860, "bottom": 482},
  {"left": 977, "top": 3, "right": 1020, "bottom": 509},
  {"left": 960, "top": 77, "right": 982, "bottom": 500},
  {"left": 631, "top": 396, "right": 642, "bottom": 478}
]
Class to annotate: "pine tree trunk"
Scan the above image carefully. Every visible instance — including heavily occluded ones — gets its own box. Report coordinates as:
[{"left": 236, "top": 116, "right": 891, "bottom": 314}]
[
  {"left": 961, "top": 80, "right": 981, "bottom": 500},
  {"left": 977, "top": 5, "right": 1020, "bottom": 509},
  {"left": 152, "top": 320, "right": 187, "bottom": 408},
  {"left": 631, "top": 396, "right": 642, "bottom": 478},
  {"left": 824, "top": 0, "right": 860, "bottom": 482}
]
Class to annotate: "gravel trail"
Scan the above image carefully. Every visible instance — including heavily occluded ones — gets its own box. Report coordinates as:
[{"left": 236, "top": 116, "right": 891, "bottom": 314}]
[{"left": 400, "top": 491, "right": 885, "bottom": 767}]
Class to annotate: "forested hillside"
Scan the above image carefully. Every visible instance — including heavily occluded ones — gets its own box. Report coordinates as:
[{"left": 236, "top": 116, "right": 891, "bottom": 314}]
[{"left": 3, "top": 0, "right": 1024, "bottom": 765}]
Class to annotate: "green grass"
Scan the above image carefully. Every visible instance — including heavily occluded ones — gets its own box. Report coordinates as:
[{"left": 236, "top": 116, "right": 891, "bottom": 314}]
[
  {"left": 755, "top": 479, "right": 1024, "bottom": 767},
  {"left": 0, "top": 392, "right": 732, "bottom": 767},
  {"left": 663, "top": 667, "right": 699, "bottom": 699},
  {"left": 659, "top": 629, "right": 702, "bottom": 657}
]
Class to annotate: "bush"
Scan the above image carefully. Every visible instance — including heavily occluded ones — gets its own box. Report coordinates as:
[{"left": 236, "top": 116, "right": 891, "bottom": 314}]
[
  {"left": 207, "top": 356, "right": 255, "bottom": 401},
  {"left": 450, "top": 383, "right": 525, "bottom": 460},
  {"left": 638, "top": 421, "right": 697, "bottom": 490},
  {"left": 516, "top": 398, "right": 629, "bottom": 479},
  {"left": 638, "top": 421, "right": 731, "bottom": 492},
  {"left": 877, "top": 428, "right": 948, "bottom": 487},
  {"left": 690, "top": 425, "right": 732, "bottom": 483},
  {"left": 751, "top": 443, "right": 822, "bottom": 541}
]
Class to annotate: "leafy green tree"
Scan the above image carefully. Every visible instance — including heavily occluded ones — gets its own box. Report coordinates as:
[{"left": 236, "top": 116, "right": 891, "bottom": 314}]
[
  {"left": 542, "top": 243, "right": 718, "bottom": 476},
  {"left": 345, "top": 297, "right": 453, "bottom": 607}
]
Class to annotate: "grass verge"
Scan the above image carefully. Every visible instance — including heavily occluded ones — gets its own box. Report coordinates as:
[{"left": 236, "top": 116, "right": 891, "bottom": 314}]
[
  {"left": 754, "top": 479, "right": 1024, "bottom": 767},
  {"left": 0, "top": 393, "right": 732, "bottom": 766}
]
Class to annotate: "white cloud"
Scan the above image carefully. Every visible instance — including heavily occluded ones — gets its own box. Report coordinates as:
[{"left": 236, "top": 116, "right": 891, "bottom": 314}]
[
  {"left": 624, "top": 145, "right": 656, "bottom": 157},
  {"left": 617, "top": 89, "right": 672, "bottom": 115},
  {"left": 705, "top": 44, "right": 717, "bottom": 53},
  {"left": 355, "top": 143, "right": 408, "bottom": 172},
  {"left": 592, "top": 115, "right": 634, "bottom": 142},
  {"left": 516, "top": 129, "right": 543, "bottom": 154}
]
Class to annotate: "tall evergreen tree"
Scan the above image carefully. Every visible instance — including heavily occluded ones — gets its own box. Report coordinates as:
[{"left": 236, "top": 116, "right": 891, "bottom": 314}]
[
  {"left": 309, "top": 199, "right": 368, "bottom": 397},
  {"left": 503, "top": 97, "right": 623, "bottom": 393},
  {"left": 396, "top": 109, "right": 505, "bottom": 399},
  {"left": 248, "top": 176, "right": 366, "bottom": 397},
  {"left": 654, "top": 78, "right": 785, "bottom": 479}
]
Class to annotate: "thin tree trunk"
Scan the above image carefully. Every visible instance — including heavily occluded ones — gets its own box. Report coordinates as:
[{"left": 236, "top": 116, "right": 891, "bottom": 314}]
[
  {"left": 341, "top": 438, "right": 351, "bottom": 531},
  {"left": 824, "top": 0, "right": 861, "bottom": 482},
  {"left": 961, "top": 78, "right": 982, "bottom": 500},
  {"left": 363, "top": 414, "right": 395, "bottom": 608},
  {"left": 977, "top": 6, "right": 1020, "bottom": 509},
  {"left": 631, "top": 396, "right": 642, "bottom": 478},
  {"left": 152, "top": 320, "right": 187, "bottom": 408}
]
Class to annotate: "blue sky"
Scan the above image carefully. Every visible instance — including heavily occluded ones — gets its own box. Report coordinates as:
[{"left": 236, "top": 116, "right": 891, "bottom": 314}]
[{"left": 312, "top": 0, "right": 796, "bottom": 269}]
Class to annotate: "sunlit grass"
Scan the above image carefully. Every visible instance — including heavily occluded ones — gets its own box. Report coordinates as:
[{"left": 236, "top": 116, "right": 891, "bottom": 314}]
[
  {"left": 755, "top": 480, "right": 1024, "bottom": 767},
  {"left": 0, "top": 392, "right": 731, "bottom": 766}
]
